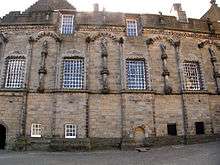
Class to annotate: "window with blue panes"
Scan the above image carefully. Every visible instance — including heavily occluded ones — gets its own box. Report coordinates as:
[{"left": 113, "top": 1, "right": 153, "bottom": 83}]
[
  {"left": 61, "top": 15, "right": 74, "bottom": 34},
  {"left": 126, "top": 60, "right": 147, "bottom": 90},
  {"left": 126, "top": 19, "right": 138, "bottom": 37},
  {"left": 62, "top": 58, "right": 84, "bottom": 89}
]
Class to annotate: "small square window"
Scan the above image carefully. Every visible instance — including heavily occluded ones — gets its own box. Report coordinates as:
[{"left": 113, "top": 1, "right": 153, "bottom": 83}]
[
  {"left": 65, "top": 124, "right": 76, "bottom": 139},
  {"left": 61, "top": 15, "right": 74, "bottom": 34},
  {"left": 31, "top": 124, "right": 42, "bottom": 138},
  {"left": 195, "top": 122, "right": 205, "bottom": 135},
  {"left": 167, "top": 123, "right": 177, "bottom": 136},
  {"left": 126, "top": 19, "right": 138, "bottom": 37}
]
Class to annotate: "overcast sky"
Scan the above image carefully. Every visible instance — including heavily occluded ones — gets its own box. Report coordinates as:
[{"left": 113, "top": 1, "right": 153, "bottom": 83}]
[{"left": 0, "top": 0, "right": 219, "bottom": 19}]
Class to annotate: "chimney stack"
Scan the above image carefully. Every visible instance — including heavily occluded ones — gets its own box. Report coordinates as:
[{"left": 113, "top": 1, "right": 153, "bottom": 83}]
[
  {"left": 94, "top": 3, "right": 99, "bottom": 12},
  {"left": 173, "top": 3, "right": 188, "bottom": 22}
]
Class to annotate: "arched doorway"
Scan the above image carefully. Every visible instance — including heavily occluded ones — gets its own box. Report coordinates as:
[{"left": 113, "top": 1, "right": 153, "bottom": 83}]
[
  {"left": 134, "top": 127, "right": 145, "bottom": 146},
  {"left": 0, "top": 124, "right": 6, "bottom": 149}
]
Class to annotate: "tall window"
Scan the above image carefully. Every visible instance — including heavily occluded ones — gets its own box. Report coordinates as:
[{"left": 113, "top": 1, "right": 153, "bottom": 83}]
[
  {"left": 4, "top": 57, "right": 26, "bottom": 89},
  {"left": 183, "top": 61, "right": 203, "bottom": 91},
  {"left": 65, "top": 124, "right": 76, "bottom": 139},
  {"left": 62, "top": 58, "right": 84, "bottom": 89},
  {"left": 31, "top": 124, "right": 42, "bottom": 138},
  {"left": 126, "top": 59, "right": 147, "bottom": 90},
  {"left": 126, "top": 19, "right": 138, "bottom": 37},
  {"left": 61, "top": 15, "right": 74, "bottom": 34}
]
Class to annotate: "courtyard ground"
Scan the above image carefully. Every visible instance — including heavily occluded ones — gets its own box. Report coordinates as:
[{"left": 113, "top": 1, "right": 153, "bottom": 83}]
[{"left": 0, "top": 141, "right": 219, "bottom": 165}]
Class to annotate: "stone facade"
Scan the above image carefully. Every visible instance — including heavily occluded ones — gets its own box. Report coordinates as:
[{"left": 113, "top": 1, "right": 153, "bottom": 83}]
[{"left": 0, "top": 0, "right": 220, "bottom": 150}]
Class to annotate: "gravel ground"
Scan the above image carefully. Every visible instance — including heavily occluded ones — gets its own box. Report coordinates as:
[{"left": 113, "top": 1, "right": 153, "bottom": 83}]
[{"left": 0, "top": 141, "right": 219, "bottom": 165}]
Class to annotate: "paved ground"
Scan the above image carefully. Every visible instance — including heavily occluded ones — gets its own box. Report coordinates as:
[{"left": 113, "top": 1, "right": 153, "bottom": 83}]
[{"left": 0, "top": 141, "right": 219, "bottom": 165}]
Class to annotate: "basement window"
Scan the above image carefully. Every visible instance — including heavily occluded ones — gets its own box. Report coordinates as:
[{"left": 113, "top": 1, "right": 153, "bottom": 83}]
[
  {"left": 195, "top": 122, "right": 205, "bottom": 135},
  {"left": 65, "top": 124, "right": 76, "bottom": 139},
  {"left": 167, "top": 123, "right": 177, "bottom": 136},
  {"left": 31, "top": 124, "right": 42, "bottom": 138}
]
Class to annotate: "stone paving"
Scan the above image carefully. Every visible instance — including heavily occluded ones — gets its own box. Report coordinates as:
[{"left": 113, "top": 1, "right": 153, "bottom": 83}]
[{"left": 0, "top": 141, "right": 219, "bottom": 165}]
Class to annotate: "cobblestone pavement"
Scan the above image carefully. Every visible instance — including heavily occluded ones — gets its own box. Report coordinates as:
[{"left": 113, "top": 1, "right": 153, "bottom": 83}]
[{"left": 0, "top": 141, "right": 219, "bottom": 165}]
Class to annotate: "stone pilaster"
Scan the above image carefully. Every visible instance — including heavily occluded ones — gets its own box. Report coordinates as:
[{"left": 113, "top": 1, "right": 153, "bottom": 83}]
[
  {"left": 100, "top": 38, "right": 109, "bottom": 93},
  {"left": 38, "top": 40, "right": 48, "bottom": 93},
  {"left": 160, "top": 43, "right": 172, "bottom": 94}
]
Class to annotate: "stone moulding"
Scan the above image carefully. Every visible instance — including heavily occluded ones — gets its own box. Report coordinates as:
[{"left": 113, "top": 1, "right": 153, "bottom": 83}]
[
  {"left": 29, "top": 31, "right": 62, "bottom": 43},
  {"left": 85, "top": 32, "right": 123, "bottom": 43}
]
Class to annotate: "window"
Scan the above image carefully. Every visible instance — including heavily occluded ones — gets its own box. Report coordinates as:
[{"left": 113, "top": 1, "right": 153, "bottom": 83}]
[
  {"left": 126, "top": 60, "right": 147, "bottom": 90},
  {"left": 65, "top": 124, "right": 76, "bottom": 139},
  {"left": 183, "top": 61, "right": 203, "bottom": 91},
  {"left": 62, "top": 58, "right": 84, "bottom": 89},
  {"left": 195, "top": 122, "right": 205, "bottom": 135},
  {"left": 61, "top": 15, "right": 74, "bottom": 34},
  {"left": 126, "top": 19, "right": 138, "bottom": 37},
  {"left": 167, "top": 123, "right": 177, "bottom": 136},
  {"left": 31, "top": 124, "right": 42, "bottom": 137},
  {"left": 4, "top": 57, "right": 26, "bottom": 89}
]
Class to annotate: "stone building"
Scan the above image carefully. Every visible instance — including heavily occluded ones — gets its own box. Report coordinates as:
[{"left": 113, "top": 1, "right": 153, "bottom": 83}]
[{"left": 0, "top": 0, "right": 220, "bottom": 150}]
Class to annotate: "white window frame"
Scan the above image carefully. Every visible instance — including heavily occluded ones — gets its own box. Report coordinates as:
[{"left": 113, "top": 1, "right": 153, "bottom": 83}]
[
  {"left": 31, "top": 123, "right": 42, "bottom": 138},
  {"left": 126, "top": 19, "right": 138, "bottom": 37},
  {"left": 60, "top": 14, "right": 75, "bottom": 34},
  {"left": 65, "top": 124, "right": 76, "bottom": 139}
]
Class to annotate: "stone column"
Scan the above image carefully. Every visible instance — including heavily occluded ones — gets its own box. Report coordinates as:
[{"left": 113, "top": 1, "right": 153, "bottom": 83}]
[
  {"left": 208, "top": 47, "right": 220, "bottom": 93},
  {"left": 100, "top": 38, "right": 109, "bottom": 93},
  {"left": 160, "top": 44, "right": 172, "bottom": 94},
  {"left": 38, "top": 40, "right": 48, "bottom": 92}
]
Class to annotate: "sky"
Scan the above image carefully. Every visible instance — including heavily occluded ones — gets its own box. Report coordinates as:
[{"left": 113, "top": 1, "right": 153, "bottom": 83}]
[{"left": 0, "top": 0, "right": 219, "bottom": 19}]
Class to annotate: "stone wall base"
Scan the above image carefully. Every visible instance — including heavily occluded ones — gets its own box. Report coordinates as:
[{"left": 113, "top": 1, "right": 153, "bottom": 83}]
[{"left": 8, "top": 134, "right": 220, "bottom": 151}]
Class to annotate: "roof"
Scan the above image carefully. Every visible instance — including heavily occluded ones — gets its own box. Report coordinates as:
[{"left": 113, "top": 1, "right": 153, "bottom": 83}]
[
  {"left": 201, "top": 4, "right": 220, "bottom": 22},
  {"left": 25, "top": 0, "right": 76, "bottom": 12}
]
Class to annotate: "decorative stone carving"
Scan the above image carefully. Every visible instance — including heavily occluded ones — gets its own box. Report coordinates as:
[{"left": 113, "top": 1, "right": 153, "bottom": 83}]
[
  {"left": 158, "top": 12, "right": 166, "bottom": 26},
  {"left": 38, "top": 40, "right": 48, "bottom": 92},
  {"left": 207, "top": 18, "right": 215, "bottom": 34},
  {"left": 86, "top": 32, "right": 123, "bottom": 43},
  {"left": 100, "top": 38, "right": 109, "bottom": 93},
  {"left": 0, "top": 33, "right": 8, "bottom": 43},
  {"left": 146, "top": 38, "right": 154, "bottom": 46},
  {"left": 29, "top": 31, "right": 62, "bottom": 43},
  {"left": 208, "top": 47, "right": 220, "bottom": 93},
  {"left": 160, "top": 43, "right": 172, "bottom": 94}
]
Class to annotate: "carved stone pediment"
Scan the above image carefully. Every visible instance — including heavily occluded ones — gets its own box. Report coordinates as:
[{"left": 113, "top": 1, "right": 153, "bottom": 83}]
[
  {"left": 9, "top": 50, "right": 25, "bottom": 55},
  {"left": 128, "top": 51, "right": 144, "bottom": 56},
  {"left": 29, "top": 31, "right": 62, "bottom": 43}
]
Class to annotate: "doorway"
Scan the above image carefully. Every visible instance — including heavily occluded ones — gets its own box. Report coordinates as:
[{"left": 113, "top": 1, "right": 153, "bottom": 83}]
[
  {"left": 0, "top": 124, "right": 6, "bottom": 149},
  {"left": 134, "top": 127, "right": 145, "bottom": 145}
]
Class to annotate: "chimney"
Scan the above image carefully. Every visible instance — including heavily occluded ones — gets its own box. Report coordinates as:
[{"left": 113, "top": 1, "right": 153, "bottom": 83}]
[
  {"left": 93, "top": 3, "right": 99, "bottom": 12},
  {"left": 173, "top": 3, "right": 188, "bottom": 22}
]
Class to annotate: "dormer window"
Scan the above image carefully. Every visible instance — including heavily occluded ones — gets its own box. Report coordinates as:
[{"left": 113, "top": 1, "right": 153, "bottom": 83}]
[
  {"left": 61, "top": 14, "right": 75, "bottom": 34},
  {"left": 126, "top": 19, "right": 138, "bottom": 37}
]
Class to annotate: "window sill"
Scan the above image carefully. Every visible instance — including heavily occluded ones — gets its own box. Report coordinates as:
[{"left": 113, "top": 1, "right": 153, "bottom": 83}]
[
  {"left": 121, "top": 89, "right": 154, "bottom": 94},
  {"left": 181, "top": 90, "right": 209, "bottom": 94},
  {"left": 0, "top": 88, "right": 27, "bottom": 92}
]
